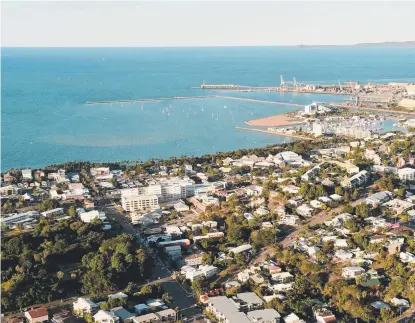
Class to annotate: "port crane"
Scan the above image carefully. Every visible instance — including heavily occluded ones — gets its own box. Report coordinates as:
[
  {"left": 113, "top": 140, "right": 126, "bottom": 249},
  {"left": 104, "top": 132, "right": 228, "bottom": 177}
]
[{"left": 280, "top": 75, "right": 305, "bottom": 90}]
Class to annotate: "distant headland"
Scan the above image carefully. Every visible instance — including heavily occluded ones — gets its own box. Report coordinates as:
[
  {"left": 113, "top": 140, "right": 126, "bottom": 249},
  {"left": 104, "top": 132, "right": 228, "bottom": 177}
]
[{"left": 294, "top": 41, "right": 415, "bottom": 48}]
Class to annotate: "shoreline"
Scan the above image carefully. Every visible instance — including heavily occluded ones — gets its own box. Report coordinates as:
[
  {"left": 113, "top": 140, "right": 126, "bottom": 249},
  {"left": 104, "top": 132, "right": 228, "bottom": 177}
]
[
  {"left": 235, "top": 126, "right": 314, "bottom": 141},
  {"left": 245, "top": 114, "right": 305, "bottom": 127}
]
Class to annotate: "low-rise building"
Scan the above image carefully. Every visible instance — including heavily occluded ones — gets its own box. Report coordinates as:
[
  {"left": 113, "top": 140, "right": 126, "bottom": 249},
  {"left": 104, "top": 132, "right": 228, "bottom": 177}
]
[
  {"left": 342, "top": 266, "right": 365, "bottom": 279},
  {"left": 132, "top": 313, "right": 159, "bottom": 323},
  {"left": 271, "top": 272, "right": 293, "bottom": 284},
  {"left": 230, "top": 244, "right": 252, "bottom": 255},
  {"left": 111, "top": 307, "right": 135, "bottom": 323},
  {"left": 79, "top": 210, "right": 107, "bottom": 223},
  {"left": 25, "top": 307, "right": 48, "bottom": 323},
  {"left": 246, "top": 309, "right": 281, "bottom": 323},
  {"left": 383, "top": 199, "right": 415, "bottom": 214},
  {"left": 193, "top": 232, "right": 225, "bottom": 242},
  {"left": 41, "top": 208, "right": 64, "bottom": 217},
  {"left": 22, "top": 169, "right": 33, "bottom": 180},
  {"left": 183, "top": 253, "right": 204, "bottom": 266},
  {"left": 366, "top": 191, "right": 392, "bottom": 207},
  {"left": 341, "top": 170, "right": 369, "bottom": 188},
  {"left": 314, "top": 308, "right": 336, "bottom": 323},
  {"left": 232, "top": 292, "right": 264, "bottom": 311},
  {"left": 400, "top": 252, "right": 415, "bottom": 264},
  {"left": 398, "top": 168, "right": 415, "bottom": 182},
  {"left": 207, "top": 296, "right": 252, "bottom": 323},
  {"left": 93, "top": 310, "right": 119, "bottom": 323},
  {"left": 164, "top": 245, "right": 181, "bottom": 259},
  {"left": 185, "top": 265, "right": 218, "bottom": 281},
  {"left": 0, "top": 211, "right": 39, "bottom": 228},
  {"left": 73, "top": 298, "right": 98, "bottom": 316},
  {"left": 296, "top": 204, "right": 314, "bottom": 217}
]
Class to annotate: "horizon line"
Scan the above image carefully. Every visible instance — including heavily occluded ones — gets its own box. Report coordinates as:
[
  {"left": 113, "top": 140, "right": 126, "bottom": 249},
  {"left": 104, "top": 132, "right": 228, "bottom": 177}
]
[{"left": 2, "top": 41, "right": 415, "bottom": 49}]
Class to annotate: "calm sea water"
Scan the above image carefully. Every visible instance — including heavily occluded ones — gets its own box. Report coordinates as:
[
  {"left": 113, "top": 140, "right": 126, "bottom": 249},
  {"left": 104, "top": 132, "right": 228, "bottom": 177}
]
[{"left": 2, "top": 47, "right": 415, "bottom": 170}]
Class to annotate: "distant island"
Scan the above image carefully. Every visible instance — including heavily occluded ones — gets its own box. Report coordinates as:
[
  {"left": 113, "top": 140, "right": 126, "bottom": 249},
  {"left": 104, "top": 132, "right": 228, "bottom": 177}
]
[{"left": 295, "top": 41, "right": 415, "bottom": 48}]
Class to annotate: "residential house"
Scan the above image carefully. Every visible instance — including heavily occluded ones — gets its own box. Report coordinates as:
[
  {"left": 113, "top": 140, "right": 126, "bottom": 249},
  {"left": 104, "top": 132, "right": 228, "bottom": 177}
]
[
  {"left": 79, "top": 210, "right": 107, "bottom": 223},
  {"left": 400, "top": 252, "right": 415, "bottom": 264},
  {"left": 335, "top": 249, "right": 354, "bottom": 260},
  {"left": 271, "top": 272, "right": 293, "bottom": 284},
  {"left": 73, "top": 298, "right": 98, "bottom": 316},
  {"left": 366, "top": 191, "right": 392, "bottom": 207},
  {"left": 390, "top": 298, "right": 410, "bottom": 308},
  {"left": 383, "top": 199, "right": 415, "bottom": 215},
  {"left": 278, "top": 215, "right": 300, "bottom": 226},
  {"left": 111, "top": 308, "right": 135, "bottom": 323},
  {"left": 93, "top": 311, "right": 119, "bottom": 323},
  {"left": 283, "top": 313, "right": 306, "bottom": 323},
  {"left": 296, "top": 204, "right": 314, "bottom": 217},
  {"left": 310, "top": 200, "right": 322, "bottom": 209},
  {"left": 134, "top": 304, "right": 148, "bottom": 315},
  {"left": 342, "top": 266, "right": 365, "bottom": 279},
  {"left": 25, "top": 307, "right": 48, "bottom": 323},
  {"left": 51, "top": 310, "right": 82, "bottom": 323},
  {"left": 329, "top": 194, "right": 343, "bottom": 202},
  {"left": 313, "top": 308, "right": 336, "bottom": 323},
  {"left": 155, "top": 309, "right": 176, "bottom": 321},
  {"left": 132, "top": 313, "right": 159, "bottom": 323}
]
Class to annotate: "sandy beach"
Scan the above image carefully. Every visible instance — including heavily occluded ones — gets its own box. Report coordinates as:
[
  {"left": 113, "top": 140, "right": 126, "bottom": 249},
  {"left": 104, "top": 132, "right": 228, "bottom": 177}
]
[{"left": 246, "top": 114, "right": 305, "bottom": 127}]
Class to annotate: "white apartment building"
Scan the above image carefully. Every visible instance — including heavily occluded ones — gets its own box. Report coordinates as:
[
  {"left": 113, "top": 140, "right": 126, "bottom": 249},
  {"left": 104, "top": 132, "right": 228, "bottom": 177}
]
[
  {"left": 398, "top": 168, "right": 415, "bottom": 182},
  {"left": 121, "top": 194, "right": 159, "bottom": 212},
  {"left": 120, "top": 177, "right": 195, "bottom": 203},
  {"left": 79, "top": 210, "right": 107, "bottom": 223},
  {"left": 185, "top": 265, "right": 218, "bottom": 281}
]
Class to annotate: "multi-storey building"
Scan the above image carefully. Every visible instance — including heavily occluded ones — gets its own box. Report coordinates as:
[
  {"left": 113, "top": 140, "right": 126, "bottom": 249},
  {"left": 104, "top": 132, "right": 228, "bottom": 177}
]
[{"left": 121, "top": 194, "right": 159, "bottom": 212}]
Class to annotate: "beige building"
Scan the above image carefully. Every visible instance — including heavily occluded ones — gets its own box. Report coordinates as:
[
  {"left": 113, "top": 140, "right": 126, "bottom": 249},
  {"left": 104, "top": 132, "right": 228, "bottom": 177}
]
[{"left": 121, "top": 194, "right": 159, "bottom": 212}]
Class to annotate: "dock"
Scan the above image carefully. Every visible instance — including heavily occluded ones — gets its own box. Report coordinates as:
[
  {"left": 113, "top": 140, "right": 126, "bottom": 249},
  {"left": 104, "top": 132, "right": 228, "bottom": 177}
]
[{"left": 235, "top": 126, "right": 314, "bottom": 141}]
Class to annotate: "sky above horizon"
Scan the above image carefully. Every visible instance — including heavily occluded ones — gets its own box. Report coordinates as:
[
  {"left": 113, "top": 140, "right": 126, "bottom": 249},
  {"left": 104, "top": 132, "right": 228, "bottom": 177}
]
[{"left": 2, "top": 1, "right": 415, "bottom": 47}]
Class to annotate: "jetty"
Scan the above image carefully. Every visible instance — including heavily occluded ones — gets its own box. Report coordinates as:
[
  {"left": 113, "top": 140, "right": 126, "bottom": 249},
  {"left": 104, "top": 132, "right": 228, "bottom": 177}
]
[
  {"left": 86, "top": 95, "right": 216, "bottom": 105},
  {"left": 86, "top": 95, "right": 304, "bottom": 107},
  {"left": 235, "top": 126, "right": 314, "bottom": 141}
]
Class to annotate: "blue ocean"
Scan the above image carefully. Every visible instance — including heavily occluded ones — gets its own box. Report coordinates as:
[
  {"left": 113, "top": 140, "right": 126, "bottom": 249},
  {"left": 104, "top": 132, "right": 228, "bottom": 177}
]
[{"left": 2, "top": 47, "right": 415, "bottom": 170}]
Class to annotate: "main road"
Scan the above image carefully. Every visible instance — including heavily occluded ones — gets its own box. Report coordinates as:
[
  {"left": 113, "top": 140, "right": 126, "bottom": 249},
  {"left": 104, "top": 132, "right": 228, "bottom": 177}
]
[{"left": 104, "top": 205, "right": 202, "bottom": 320}]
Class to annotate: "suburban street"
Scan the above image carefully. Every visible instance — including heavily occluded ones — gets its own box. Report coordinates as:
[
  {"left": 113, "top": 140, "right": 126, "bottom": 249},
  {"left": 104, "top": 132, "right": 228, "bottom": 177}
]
[{"left": 104, "top": 204, "right": 202, "bottom": 320}]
